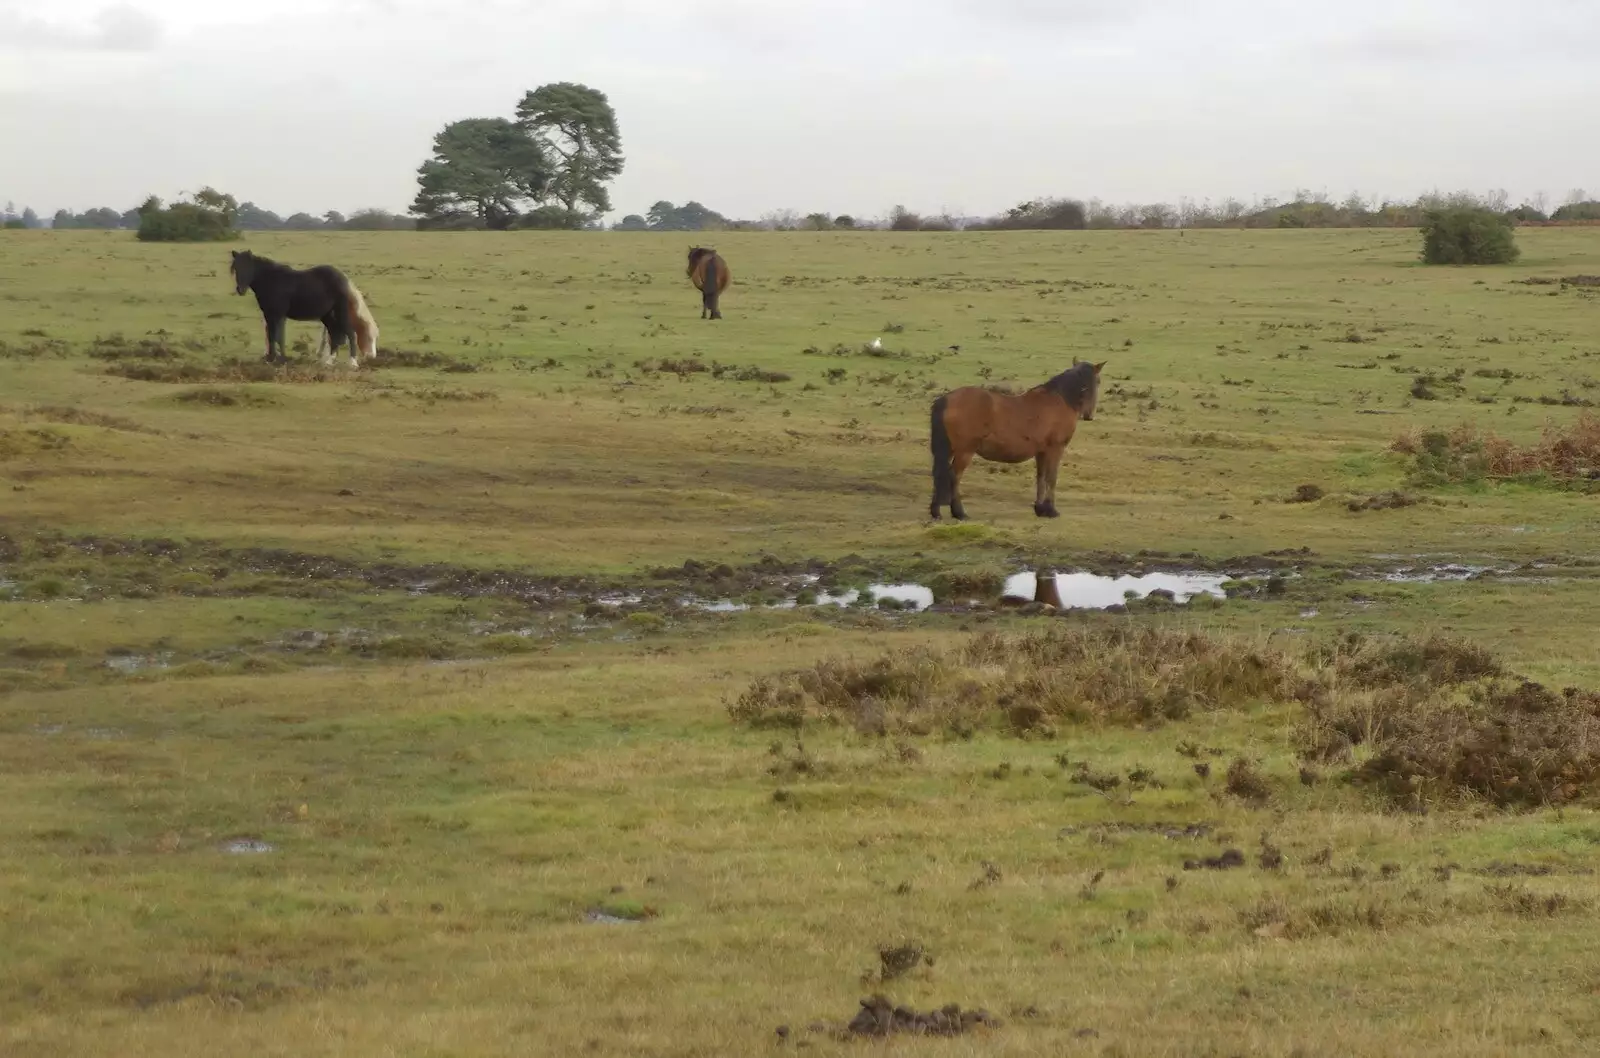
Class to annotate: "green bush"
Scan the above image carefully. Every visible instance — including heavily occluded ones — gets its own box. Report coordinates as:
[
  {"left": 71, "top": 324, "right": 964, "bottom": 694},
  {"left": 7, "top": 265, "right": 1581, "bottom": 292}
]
[
  {"left": 136, "top": 188, "right": 242, "bottom": 243},
  {"left": 1420, "top": 207, "right": 1519, "bottom": 265},
  {"left": 518, "top": 205, "right": 585, "bottom": 230}
]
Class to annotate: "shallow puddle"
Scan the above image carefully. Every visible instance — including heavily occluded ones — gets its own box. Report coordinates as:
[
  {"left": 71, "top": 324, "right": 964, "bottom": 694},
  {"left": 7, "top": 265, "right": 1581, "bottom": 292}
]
[
  {"left": 222, "top": 839, "right": 274, "bottom": 855},
  {"left": 698, "top": 583, "right": 935, "bottom": 613},
  {"left": 104, "top": 653, "right": 171, "bottom": 674},
  {"left": 1003, "top": 571, "right": 1230, "bottom": 609},
  {"left": 1380, "top": 564, "right": 1496, "bottom": 583}
]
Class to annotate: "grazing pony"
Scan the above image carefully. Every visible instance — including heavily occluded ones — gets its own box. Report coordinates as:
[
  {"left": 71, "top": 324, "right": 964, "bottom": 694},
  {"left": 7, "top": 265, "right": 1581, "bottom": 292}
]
[
  {"left": 312, "top": 281, "right": 381, "bottom": 367},
  {"left": 928, "top": 360, "right": 1104, "bottom": 521},
  {"left": 228, "top": 249, "right": 367, "bottom": 366},
  {"left": 686, "top": 246, "right": 729, "bottom": 319}
]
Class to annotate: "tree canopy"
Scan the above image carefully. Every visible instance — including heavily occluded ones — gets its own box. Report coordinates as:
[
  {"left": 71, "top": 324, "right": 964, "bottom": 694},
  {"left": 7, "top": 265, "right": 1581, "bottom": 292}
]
[
  {"left": 135, "top": 188, "right": 242, "bottom": 243},
  {"left": 409, "top": 82, "right": 623, "bottom": 230},
  {"left": 641, "top": 200, "right": 726, "bottom": 231},
  {"left": 515, "top": 82, "right": 624, "bottom": 222},
  {"left": 411, "top": 118, "right": 551, "bottom": 230}
]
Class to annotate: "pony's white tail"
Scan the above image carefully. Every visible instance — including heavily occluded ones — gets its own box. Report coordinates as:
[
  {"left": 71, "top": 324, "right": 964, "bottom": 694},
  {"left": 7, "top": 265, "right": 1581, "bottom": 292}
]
[
  {"left": 315, "top": 280, "right": 381, "bottom": 367},
  {"left": 347, "top": 281, "right": 379, "bottom": 361}
]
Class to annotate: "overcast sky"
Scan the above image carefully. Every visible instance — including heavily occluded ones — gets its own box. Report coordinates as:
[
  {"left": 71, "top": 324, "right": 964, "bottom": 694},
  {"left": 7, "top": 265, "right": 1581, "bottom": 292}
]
[{"left": 2, "top": 0, "right": 1597, "bottom": 220}]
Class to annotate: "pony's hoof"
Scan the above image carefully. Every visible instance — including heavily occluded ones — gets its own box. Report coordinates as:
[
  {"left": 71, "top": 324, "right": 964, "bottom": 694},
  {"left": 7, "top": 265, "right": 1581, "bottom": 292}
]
[{"left": 1035, "top": 507, "right": 1060, "bottom": 519}]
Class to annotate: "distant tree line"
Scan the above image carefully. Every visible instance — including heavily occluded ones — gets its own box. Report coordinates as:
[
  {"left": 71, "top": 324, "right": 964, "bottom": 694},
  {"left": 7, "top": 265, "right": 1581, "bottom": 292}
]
[
  {"left": 10, "top": 185, "right": 1600, "bottom": 237},
  {"left": 604, "top": 189, "right": 1600, "bottom": 233},
  {"left": 23, "top": 201, "right": 413, "bottom": 231}
]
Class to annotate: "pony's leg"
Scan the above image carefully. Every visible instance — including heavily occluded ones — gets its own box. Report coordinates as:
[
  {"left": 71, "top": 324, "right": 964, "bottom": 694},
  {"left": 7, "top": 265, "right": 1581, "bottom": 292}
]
[
  {"left": 1038, "top": 446, "right": 1064, "bottom": 518},
  {"left": 263, "top": 318, "right": 277, "bottom": 362},
  {"left": 949, "top": 450, "right": 974, "bottom": 521},
  {"left": 316, "top": 323, "right": 335, "bottom": 367},
  {"left": 1033, "top": 454, "right": 1050, "bottom": 517}
]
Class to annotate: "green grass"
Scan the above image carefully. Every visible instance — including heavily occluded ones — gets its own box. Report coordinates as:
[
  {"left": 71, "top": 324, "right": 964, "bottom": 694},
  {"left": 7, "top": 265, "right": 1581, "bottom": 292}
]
[{"left": 3, "top": 227, "right": 1600, "bottom": 1055}]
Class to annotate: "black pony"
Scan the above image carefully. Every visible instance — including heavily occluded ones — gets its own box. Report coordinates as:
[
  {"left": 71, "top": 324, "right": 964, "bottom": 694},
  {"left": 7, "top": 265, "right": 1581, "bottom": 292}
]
[{"left": 229, "top": 249, "right": 358, "bottom": 364}]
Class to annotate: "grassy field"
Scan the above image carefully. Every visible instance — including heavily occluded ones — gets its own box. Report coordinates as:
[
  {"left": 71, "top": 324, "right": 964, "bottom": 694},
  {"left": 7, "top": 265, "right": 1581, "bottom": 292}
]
[{"left": 3, "top": 227, "right": 1600, "bottom": 1056}]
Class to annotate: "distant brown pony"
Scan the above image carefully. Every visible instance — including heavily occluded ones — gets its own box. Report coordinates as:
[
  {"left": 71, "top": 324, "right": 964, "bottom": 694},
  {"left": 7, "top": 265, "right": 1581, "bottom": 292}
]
[
  {"left": 929, "top": 360, "right": 1104, "bottom": 520},
  {"left": 686, "top": 246, "right": 729, "bottom": 319}
]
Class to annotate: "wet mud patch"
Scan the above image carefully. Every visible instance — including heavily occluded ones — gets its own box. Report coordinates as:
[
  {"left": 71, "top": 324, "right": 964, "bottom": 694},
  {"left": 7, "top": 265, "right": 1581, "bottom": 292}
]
[{"left": 0, "top": 533, "right": 1572, "bottom": 628}]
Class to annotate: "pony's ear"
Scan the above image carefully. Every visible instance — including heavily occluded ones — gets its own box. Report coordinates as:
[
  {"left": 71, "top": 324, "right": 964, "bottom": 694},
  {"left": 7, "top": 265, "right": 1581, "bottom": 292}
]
[
  {"left": 1092, "top": 360, "right": 1106, "bottom": 374},
  {"left": 231, "top": 250, "right": 241, "bottom": 258}
]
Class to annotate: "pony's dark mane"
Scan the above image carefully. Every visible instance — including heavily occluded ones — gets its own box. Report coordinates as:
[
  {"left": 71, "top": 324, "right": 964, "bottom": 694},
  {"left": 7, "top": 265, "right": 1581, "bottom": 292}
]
[
  {"left": 234, "top": 250, "right": 290, "bottom": 275},
  {"left": 688, "top": 247, "right": 715, "bottom": 263},
  {"left": 1034, "top": 361, "right": 1097, "bottom": 410}
]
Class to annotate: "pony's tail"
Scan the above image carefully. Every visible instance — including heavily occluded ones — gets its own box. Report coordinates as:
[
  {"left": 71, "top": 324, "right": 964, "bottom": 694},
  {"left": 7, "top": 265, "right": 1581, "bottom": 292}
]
[
  {"left": 345, "top": 281, "right": 379, "bottom": 360},
  {"left": 929, "top": 394, "right": 953, "bottom": 507},
  {"left": 702, "top": 255, "right": 720, "bottom": 299}
]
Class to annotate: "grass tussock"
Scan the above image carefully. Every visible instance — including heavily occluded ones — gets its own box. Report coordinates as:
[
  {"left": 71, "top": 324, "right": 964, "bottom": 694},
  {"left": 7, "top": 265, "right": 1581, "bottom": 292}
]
[
  {"left": 173, "top": 387, "right": 279, "bottom": 408},
  {"left": 1305, "top": 678, "right": 1600, "bottom": 808},
  {"left": 1392, "top": 412, "right": 1600, "bottom": 486},
  {"left": 730, "top": 625, "right": 1313, "bottom": 735},
  {"left": 22, "top": 404, "right": 159, "bottom": 434},
  {"left": 734, "top": 626, "right": 1600, "bottom": 808},
  {"left": 106, "top": 358, "right": 344, "bottom": 385}
]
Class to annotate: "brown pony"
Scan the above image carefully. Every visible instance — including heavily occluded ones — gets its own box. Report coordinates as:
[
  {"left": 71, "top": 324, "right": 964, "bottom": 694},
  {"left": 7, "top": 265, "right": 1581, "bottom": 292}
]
[
  {"left": 686, "top": 246, "right": 729, "bottom": 319},
  {"left": 929, "top": 360, "right": 1104, "bottom": 521}
]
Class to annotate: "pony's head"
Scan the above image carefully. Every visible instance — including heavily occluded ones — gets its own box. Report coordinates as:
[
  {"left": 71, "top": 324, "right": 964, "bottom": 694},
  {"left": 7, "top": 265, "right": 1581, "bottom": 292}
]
[
  {"left": 1080, "top": 360, "right": 1105, "bottom": 420},
  {"left": 1048, "top": 359, "right": 1105, "bottom": 420},
  {"left": 229, "top": 249, "right": 256, "bottom": 295},
  {"left": 687, "top": 246, "right": 714, "bottom": 268}
]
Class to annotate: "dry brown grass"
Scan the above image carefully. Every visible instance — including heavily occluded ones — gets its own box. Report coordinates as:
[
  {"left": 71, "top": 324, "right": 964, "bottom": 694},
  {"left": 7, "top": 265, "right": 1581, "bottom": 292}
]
[
  {"left": 1392, "top": 411, "right": 1600, "bottom": 484},
  {"left": 734, "top": 626, "right": 1600, "bottom": 808},
  {"left": 729, "top": 625, "right": 1310, "bottom": 735}
]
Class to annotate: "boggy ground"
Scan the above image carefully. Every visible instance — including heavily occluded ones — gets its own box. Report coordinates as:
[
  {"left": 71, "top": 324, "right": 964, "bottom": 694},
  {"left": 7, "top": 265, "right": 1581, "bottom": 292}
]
[{"left": 2, "top": 228, "right": 1600, "bottom": 1056}]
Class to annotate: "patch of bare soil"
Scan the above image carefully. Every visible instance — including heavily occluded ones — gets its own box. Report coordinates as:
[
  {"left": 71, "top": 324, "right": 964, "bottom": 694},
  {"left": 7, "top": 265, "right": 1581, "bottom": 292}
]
[
  {"left": 1184, "top": 849, "right": 1245, "bottom": 871},
  {"left": 369, "top": 348, "right": 479, "bottom": 372},
  {"left": 1347, "top": 490, "right": 1422, "bottom": 512},
  {"left": 838, "top": 995, "right": 1001, "bottom": 1038}
]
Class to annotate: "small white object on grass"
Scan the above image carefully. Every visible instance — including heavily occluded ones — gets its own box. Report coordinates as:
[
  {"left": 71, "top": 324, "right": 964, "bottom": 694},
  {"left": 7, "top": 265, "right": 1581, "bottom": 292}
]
[{"left": 869, "top": 337, "right": 882, "bottom": 350}]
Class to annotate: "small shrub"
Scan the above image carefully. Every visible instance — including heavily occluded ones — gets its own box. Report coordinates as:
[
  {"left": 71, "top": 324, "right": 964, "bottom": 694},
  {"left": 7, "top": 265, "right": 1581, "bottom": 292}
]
[
  {"left": 1420, "top": 207, "right": 1519, "bottom": 265},
  {"left": 1349, "top": 680, "right": 1600, "bottom": 808},
  {"left": 1223, "top": 757, "right": 1272, "bottom": 803},
  {"left": 136, "top": 188, "right": 242, "bottom": 243},
  {"left": 926, "top": 568, "right": 1004, "bottom": 603},
  {"left": 1392, "top": 413, "right": 1600, "bottom": 486},
  {"left": 625, "top": 612, "right": 666, "bottom": 634}
]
